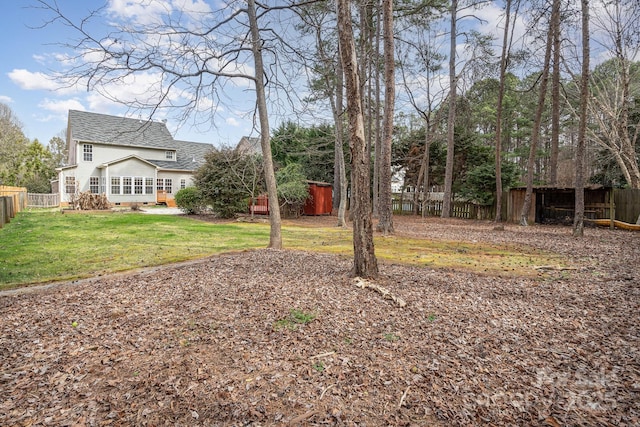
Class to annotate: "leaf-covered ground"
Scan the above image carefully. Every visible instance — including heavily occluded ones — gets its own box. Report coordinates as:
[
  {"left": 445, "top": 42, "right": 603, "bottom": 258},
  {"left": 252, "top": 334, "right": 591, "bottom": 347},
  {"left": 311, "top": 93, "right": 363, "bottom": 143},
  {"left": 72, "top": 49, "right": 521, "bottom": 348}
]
[{"left": 1, "top": 217, "right": 638, "bottom": 426}]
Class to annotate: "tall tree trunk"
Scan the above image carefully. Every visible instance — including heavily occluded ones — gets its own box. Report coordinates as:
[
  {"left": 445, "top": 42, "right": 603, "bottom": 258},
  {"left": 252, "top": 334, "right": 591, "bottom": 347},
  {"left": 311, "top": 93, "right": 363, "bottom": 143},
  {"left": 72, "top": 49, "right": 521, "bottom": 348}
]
[
  {"left": 334, "top": 54, "right": 348, "bottom": 227},
  {"left": 310, "top": 11, "right": 349, "bottom": 228},
  {"left": 372, "top": 0, "right": 381, "bottom": 218},
  {"left": 414, "top": 122, "right": 431, "bottom": 217},
  {"left": 495, "top": 0, "right": 512, "bottom": 223},
  {"left": 359, "top": 1, "right": 374, "bottom": 215},
  {"left": 442, "top": 0, "right": 457, "bottom": 218},
  {"left": 336, "top": 0, "right": 378, "bottom": 278},
  {"left": 614, "top": 0, "right": 640, "bottom": 189},
  {"left": 247, "top": 0, "right": 281, "bottom": 248},
  {"left": 573, "top": 0, "right": 590, "bottom": 237},
  {"left": 550, "top": 0, "right": 561, "bottom": 185},
  {"left": 376, "top": 0, "right": 394, "bottom": 234},
  {"left": 520, "top": 13, "right": 554, "bottom": 226}
]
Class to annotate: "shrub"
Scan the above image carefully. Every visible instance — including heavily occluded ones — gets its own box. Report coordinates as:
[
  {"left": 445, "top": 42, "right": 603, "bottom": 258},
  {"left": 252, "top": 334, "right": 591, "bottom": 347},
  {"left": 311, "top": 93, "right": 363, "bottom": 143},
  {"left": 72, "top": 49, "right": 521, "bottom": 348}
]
[
  {"left": 194, "top": 148, "right": 264, "bottom": 218},
  {"left": 174, "top": 187, "right": 206, "bottom": 214},
  {"left": 276, "top": 163, "right": 308, "bottom": 217}
]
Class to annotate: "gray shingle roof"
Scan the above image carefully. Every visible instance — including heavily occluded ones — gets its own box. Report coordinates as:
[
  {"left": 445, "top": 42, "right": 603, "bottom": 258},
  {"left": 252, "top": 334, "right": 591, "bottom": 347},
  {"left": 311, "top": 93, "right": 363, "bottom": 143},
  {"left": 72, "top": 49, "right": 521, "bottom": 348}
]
[
  {"left": 68, "top": 110, "right": 216, "bottom": 171},
  {"left": 68, "top": 110, "right": 176, "bottom": 148},
  {"left": 235, "top": 136, "right": 261, "bottom": 155},
  {"left": 156, "top": 140, "right": 215, "bottom": 170}
]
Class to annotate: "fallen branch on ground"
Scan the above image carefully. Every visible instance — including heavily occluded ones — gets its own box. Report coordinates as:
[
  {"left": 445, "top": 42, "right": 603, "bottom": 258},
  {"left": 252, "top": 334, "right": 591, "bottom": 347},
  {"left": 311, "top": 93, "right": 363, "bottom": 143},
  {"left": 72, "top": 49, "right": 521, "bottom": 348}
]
[
  {"left": 534, "top": 265, "right": 577, "bottom": 271},
  {"left": 399, "top": 385, "right": 410, "bottom": 408},
  {"left": 352, "top": 278, "right": 407, "bottom": 307}
]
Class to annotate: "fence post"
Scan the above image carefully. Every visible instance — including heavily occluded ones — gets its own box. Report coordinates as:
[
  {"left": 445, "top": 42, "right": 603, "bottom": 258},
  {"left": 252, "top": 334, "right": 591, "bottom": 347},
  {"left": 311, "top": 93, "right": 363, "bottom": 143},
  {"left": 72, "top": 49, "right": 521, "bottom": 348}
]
[
  {"left": 1, "top": 196, "right": 13, "bottom": 226},
  {"left": 0, "top": 197, "right": 6, "bottom": 227},
  {"left": 609, "top": 189, "right": 615, "bottom": 229}
]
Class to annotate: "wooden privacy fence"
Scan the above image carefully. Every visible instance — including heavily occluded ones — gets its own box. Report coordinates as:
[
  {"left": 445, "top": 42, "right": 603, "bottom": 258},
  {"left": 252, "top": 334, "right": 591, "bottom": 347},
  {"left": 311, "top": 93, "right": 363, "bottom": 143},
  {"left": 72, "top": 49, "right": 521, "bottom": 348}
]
[
  {"left": 27, "top": 193, "right": 60, "bottom": 208},
  {"left": 393, "top": 188, "right": 640, "bottom": 224},
  {"left": 0, "top": 186, "right": 27, "bottom": 228},
  {"left": 392, "top": 197, "right": 495, "bottom": 220},
  {"left": 614, "top": 189, "right": 640, "bottom": 224}
]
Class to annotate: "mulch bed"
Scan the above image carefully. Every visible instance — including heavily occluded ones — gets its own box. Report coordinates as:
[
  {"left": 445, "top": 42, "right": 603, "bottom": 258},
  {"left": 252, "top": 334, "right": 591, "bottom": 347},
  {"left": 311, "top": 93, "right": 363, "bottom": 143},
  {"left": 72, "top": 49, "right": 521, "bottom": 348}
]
[{"left": 1, "top": 216, "right": 638, "bottom": 426}]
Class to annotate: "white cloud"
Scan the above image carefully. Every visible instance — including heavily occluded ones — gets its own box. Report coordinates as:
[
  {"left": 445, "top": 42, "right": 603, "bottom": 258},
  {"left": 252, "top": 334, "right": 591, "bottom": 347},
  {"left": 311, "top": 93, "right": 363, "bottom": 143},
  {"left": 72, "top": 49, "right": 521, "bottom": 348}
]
[
  {"left": 107, "top": 0, "right": 172, "bottom": 25},
  {"left": 84, "top": 92, "right": 113, "bottom": 112},
  {"left": 84, "top": 71, "right": 178, "bottom": 110},
  {"left": 0, "top": 95, "right": 13, "bottom": 104},
  {"left": 9, "top": 69, "right": 58, "bottom": 91},
  {"left": 32, "top": 54, "right": 47, "bottom": 65},
  {"left": 225, "top": 117, "right": 239, "bottom": 126},
  {"left": 38, "top": 98, "right": 86, "bottom": 115},
  {"left": 8, "top": 69, "right": 80, "bottom": 95},
  {"left": 172, "top": 0, "right": 212, "bottom": 16}
]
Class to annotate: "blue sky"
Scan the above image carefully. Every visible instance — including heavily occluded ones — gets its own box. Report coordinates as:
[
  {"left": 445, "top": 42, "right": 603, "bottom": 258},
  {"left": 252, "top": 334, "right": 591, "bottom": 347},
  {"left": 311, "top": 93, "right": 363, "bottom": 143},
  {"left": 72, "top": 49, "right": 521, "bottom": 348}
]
[
  {"left": 0, "top": 1, "right": 259, "bottom": 148},
  {"left": 0, "top": 0, "right": 517, "bottom": 150},
  {"left": 1, "top": 1, "right": 615, "bottom": 151}
]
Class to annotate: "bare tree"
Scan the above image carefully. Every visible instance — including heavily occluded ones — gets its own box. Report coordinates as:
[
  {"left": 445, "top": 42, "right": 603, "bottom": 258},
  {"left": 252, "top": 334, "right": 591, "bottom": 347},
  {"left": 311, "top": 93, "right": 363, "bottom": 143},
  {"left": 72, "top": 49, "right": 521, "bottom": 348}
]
[
  {"left": 442, "top": 0, "right": 458, "bottom": 218},
  {"left": 297, "top": 6, "right": 349, "bottom": 227},
  {"left": 583, "top": 0, "right": 640, "bottom": 189},
  {"left": 549, "top": 0, "right": 562, "bottom": 185},
  {"left": 573, "top": 0, "right": 590, "bottom": 237},
  {"left": 334, "top": 56, "right": 349, "bottom": 228},
  {"left": 34, "top": 0, "right": 290, "bottom": 247},
  {"left": 376, "top": 0, "right": 394, "bottom": 234},
  {"left": 396, "top": 15, "right": 448, "bottom": 217},
  {"left": 494, "top": 0, "right": 513, "bottom": 223},
  {"left": 247, "top": 0, "right": 282, "bottom": 248},
  {"left": 336, "top": 0, "right": 378, "bottom": 278},
  {"left": 520, "top": 6, "right": 555, "bottom": 226}
]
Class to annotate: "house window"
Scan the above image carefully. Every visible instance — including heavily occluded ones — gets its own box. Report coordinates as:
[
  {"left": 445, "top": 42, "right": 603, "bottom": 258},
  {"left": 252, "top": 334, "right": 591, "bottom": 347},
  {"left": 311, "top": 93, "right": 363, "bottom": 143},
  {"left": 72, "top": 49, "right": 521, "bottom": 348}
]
[
  {"left": 123, "top": 177, "right": 132, "bottom": 194},
  {"left": 83, "top": 144, "right": 93, "bottom": 161},
  {"left": 180, "top": 179, "right": 186, "bottom": 190},
  {"left": 145, "top": 178, "right": 154, "bottom": 195},
  {"left": 65, "top": 176, "right": 76, "bottom": 194},
  {"left": 165, "top": 151, "right": 175, "bottom": 160},
  {"left": 90, "top": 176, "right": 99, "bottom": 194},
  {"left": 134, "top": 177, "right": 144, "bottom": 194},
  {"left": 157, "top": 178, "right": 173, "bottom": 193},
  {"left": 111, "top": 177, "right": 121, "bottom": 195}
]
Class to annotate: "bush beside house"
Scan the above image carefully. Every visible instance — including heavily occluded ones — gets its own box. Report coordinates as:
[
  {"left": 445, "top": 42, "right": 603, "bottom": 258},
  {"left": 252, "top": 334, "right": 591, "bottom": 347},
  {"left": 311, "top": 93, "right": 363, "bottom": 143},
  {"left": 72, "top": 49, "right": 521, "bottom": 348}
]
[{"left": 174, "top": 187, "right": 206, "bottom": 214}]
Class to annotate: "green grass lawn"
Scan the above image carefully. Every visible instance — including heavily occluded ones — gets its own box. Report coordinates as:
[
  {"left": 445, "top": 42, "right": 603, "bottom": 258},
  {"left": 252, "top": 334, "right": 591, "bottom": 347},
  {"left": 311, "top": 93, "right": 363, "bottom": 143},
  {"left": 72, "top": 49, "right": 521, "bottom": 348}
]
[{"left": 0, "top": 210, "right": 564, "bottom": 289}]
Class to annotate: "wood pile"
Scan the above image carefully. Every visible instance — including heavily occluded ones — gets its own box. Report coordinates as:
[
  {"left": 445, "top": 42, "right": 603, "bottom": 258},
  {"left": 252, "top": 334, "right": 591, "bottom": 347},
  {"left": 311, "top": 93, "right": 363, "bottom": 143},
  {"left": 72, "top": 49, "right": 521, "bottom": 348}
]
[{"left": 70, "top": 191, "right": 111, "bottom": 210}]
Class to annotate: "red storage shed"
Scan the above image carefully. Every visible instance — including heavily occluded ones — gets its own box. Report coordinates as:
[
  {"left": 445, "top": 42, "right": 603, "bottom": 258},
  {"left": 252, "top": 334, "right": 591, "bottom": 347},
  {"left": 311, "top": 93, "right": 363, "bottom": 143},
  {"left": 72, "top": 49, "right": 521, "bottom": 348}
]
[{"left": 303, "top": 181, "right": 333, "bottom": 215}]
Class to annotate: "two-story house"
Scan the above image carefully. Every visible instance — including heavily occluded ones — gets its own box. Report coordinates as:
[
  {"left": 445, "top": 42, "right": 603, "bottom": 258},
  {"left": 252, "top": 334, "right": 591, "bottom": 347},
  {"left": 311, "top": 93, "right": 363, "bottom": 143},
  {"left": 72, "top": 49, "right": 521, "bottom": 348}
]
[{"left": 56, "top": 110, "right": 215, "bottom": 206}]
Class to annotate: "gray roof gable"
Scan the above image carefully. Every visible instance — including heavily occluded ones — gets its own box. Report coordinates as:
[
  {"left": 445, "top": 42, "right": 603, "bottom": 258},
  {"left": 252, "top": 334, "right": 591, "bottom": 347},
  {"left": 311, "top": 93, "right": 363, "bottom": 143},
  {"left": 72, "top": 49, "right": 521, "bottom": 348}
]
[
  {"left": 235, "top": 136, "right": 261, "bottom": 155},
  {"left": 68, "top": 110, "right": 216, "bottom": 172},
  {"left": 153, "top": 140, "right": 215, "bottom": 171},
  {"left": 68, "top": 110, "right": 175, "bottom": 148}
]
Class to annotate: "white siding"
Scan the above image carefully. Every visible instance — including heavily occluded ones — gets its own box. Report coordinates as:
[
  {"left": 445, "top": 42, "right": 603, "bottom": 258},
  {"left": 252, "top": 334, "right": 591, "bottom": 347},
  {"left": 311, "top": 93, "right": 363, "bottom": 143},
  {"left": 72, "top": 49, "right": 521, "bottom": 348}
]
[{"left": 91, "top": 143, "right": 176, "bottom": 164}]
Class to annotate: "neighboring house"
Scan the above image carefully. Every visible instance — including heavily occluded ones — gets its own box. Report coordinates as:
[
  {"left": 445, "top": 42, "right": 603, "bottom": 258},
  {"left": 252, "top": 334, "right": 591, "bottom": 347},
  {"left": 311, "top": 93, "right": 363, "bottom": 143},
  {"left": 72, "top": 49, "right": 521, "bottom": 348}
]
[
  {"left": 235, "top": 136, "right": 261, "bottom": 156},
  {"left": 56, "top": 110, "right": 215, "bottom": 206}
]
